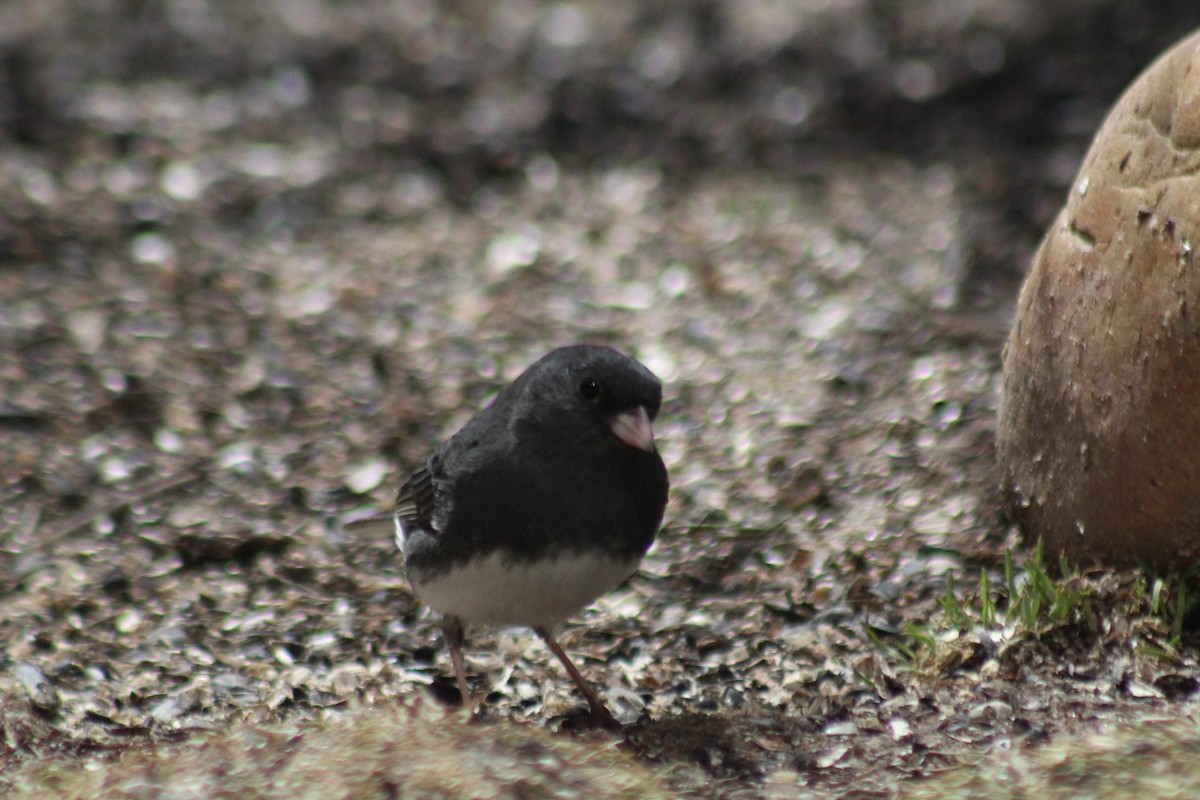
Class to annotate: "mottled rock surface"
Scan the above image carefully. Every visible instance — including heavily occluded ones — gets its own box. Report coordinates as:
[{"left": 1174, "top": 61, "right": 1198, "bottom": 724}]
[{"left": 999, "top": 29, "right": 1200, "bottom": 570}]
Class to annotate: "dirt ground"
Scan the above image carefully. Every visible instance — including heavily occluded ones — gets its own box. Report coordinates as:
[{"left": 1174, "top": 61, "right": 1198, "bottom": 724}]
[{"left": 4, "top": 2, "right": 1200, "bottom": 798}]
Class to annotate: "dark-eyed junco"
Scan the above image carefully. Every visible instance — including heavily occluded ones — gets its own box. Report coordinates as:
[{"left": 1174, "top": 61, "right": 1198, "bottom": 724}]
[{"left": 392, "top": 345, "right": 669, "bottom": 725}]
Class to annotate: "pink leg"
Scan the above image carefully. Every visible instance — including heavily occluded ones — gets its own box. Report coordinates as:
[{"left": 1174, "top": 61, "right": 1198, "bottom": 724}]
[
  {"left": 442, "top": 617, "right": 475, "bottom": 717},
  {"left": 534, "top": 626, "right": 618, "bottom": 727}
]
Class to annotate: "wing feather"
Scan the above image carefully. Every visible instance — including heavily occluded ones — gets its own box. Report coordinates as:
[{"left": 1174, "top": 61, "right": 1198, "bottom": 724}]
[{"left": 395, "top": 453, "right": 441, "bottom": 534}]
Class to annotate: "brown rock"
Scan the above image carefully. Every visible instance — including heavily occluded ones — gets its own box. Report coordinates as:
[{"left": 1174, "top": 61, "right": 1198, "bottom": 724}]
[{"left": 998, "top": 29, "right": 1200, "bottom": 571}]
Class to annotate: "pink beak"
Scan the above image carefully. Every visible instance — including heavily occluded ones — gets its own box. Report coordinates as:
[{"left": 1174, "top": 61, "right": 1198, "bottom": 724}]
[{"left": 610, "top": 406, "right": 656, "bottom": 453}]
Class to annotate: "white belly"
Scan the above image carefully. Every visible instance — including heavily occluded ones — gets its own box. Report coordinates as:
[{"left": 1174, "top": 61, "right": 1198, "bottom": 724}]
[{"left": 411, "top": 551, "right": 640, "bottom": 629}]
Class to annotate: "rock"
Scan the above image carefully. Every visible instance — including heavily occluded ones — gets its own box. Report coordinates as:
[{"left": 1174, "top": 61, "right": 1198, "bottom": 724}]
[{"left": 998, "top": 29, "right": 1200, "bottom": 570}]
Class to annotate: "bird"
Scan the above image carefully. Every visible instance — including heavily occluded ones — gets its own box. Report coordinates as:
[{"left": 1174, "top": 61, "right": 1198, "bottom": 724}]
[{"left": 390, "top": 344, "right": 669, "bottom": 726}]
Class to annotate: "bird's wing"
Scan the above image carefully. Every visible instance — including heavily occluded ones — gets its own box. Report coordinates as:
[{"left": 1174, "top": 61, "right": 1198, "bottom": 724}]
[
  {"left": 395, "top": 453, "right": 442, "bottom": 534},
  {"left": 340, "top": 451, "right": 446, "bottom": 548}
]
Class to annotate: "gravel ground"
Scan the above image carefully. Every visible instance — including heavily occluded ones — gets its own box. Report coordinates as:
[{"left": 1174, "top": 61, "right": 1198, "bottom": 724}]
[{"left": 4, "top": 2, "right": 1200, "bottom": 798}]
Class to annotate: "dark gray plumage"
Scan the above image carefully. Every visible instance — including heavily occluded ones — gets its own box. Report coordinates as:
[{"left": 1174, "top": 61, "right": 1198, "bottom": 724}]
[{"left": 394, "top": 345, "right": 669, "bottom": 725}]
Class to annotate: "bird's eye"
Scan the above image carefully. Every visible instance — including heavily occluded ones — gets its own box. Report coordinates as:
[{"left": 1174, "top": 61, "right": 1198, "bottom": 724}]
[{"left": 578, "top": 376, "right": 602, "bottom": 400}]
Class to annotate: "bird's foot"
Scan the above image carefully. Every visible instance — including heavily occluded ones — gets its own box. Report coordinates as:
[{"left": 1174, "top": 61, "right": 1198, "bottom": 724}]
[{"left": 556, "top": 703, "right": 622, "bottom": 732}]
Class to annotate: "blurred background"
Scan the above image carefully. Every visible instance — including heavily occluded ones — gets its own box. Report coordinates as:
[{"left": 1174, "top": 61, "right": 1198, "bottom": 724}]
[{"left": 4, "top": 0, "right": 1200, "bottom": 793}]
